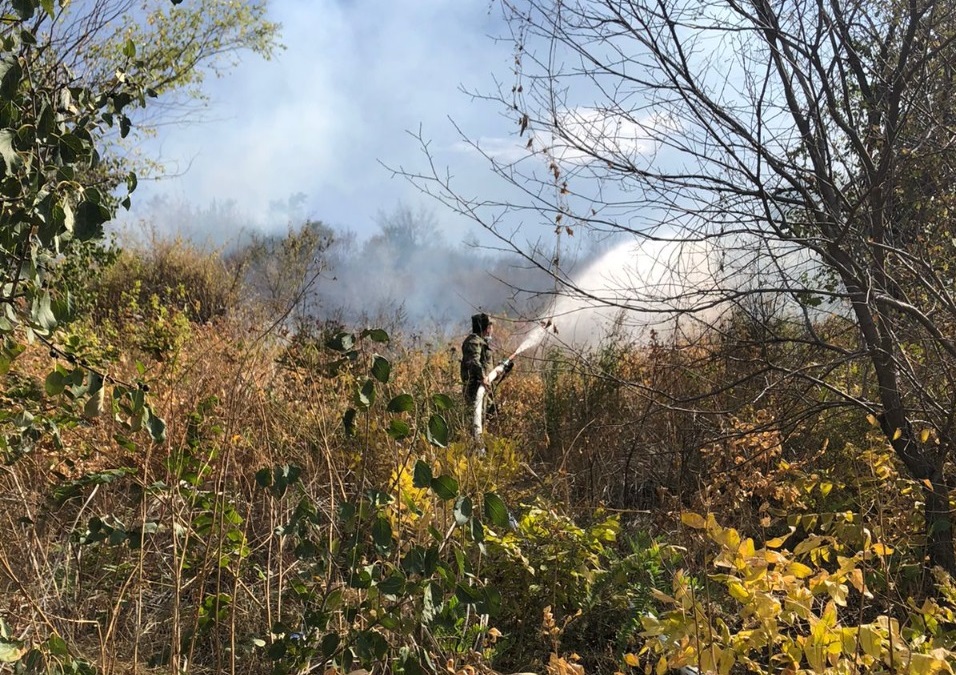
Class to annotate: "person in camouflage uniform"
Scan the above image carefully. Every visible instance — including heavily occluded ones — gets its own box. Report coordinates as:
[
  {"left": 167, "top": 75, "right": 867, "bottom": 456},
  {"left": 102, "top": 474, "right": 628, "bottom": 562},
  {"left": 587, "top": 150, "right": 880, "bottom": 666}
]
[{"left": 460, "top": 313, "right": 494, "bottom": 438}]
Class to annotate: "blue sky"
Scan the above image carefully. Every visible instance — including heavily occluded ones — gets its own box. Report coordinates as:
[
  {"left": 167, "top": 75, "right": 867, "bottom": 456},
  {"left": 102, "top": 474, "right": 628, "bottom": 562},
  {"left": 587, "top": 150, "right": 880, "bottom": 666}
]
[{"left": 129, "top": 0, "right": 521, "bottom": 243}]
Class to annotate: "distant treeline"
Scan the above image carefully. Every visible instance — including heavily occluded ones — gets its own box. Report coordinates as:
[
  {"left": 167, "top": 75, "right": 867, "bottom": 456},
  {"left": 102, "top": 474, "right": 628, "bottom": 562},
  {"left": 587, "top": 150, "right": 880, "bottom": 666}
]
[{"left": 119, "top": 197, "right": 609, "bottom": 337}]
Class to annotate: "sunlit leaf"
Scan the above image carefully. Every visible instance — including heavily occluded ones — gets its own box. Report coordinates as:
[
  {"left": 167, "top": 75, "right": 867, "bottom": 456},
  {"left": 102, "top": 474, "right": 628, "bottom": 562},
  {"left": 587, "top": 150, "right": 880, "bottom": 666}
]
[
  {"left": 788, "top": 561, "right": 813, "bottom": 579},
  {"left": 681, "top": 512, "right": 707, "bottom": 529},
  {"left": 355, "top": 378, "right": 375, "bottom": 409},
  {"left": 454, "top": 496, "right": 472, "bottom": 525},
  {"left": 0, "top": 639, "right": 23, "bottom": 662}
]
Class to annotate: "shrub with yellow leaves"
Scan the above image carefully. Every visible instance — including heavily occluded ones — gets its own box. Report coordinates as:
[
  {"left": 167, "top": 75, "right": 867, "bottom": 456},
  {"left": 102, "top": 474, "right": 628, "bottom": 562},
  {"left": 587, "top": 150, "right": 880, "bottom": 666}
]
[{"left": 639, "top": 512, "right": 956, "bottom": 674}]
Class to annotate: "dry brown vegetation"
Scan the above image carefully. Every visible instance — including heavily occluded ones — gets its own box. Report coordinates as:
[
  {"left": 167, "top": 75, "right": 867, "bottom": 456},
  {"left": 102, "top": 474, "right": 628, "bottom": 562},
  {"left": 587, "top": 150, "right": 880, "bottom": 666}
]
[{"left": 0, "top": 239, "right": 954, "bottom": 675}]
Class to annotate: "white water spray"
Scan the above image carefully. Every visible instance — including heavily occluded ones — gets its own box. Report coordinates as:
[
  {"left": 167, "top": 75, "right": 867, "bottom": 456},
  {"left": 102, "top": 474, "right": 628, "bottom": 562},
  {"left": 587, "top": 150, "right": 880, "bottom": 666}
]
[{"left": 510, "top": 238, "right": 728, "bottom": 355}]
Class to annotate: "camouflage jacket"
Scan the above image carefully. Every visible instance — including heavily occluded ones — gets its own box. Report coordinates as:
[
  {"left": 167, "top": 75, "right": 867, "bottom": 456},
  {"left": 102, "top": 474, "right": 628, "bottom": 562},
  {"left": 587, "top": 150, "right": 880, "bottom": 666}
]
[{"left": 460, "top": 333, "right": 492, "bottom": 384}]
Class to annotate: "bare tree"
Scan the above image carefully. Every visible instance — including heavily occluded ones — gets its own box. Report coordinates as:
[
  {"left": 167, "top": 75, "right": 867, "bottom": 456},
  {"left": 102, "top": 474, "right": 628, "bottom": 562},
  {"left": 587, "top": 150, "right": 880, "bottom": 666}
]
[{"left": 404, "top": 0, "right": 956, "bottom": 571}]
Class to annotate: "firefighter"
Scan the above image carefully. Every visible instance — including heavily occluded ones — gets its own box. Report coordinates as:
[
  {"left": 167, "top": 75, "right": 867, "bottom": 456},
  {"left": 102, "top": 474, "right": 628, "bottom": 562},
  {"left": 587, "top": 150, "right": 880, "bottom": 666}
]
[{"left": 461, "top": 313, "right": 514, "bottom": 440}]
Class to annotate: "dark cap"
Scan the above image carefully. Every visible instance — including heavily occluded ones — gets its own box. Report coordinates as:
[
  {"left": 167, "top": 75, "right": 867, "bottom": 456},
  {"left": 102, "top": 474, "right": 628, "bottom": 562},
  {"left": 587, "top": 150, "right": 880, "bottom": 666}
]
[{"left": 471, "top": 313, "right": 493, "bottom": 334}]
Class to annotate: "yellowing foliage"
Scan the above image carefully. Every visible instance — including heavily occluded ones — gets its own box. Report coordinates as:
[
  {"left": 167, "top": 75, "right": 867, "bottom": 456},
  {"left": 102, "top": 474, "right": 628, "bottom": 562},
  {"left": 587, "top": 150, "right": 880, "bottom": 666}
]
[{"left": 643, "top": 513, "right": 956, "bottom": 674}]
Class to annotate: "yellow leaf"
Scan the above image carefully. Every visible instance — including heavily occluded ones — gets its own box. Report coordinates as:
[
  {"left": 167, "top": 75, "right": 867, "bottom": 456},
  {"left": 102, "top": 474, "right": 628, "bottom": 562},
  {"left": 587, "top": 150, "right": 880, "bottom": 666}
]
[
  {"left": 728, "top": 581, "right": 750, "bottom": 601},
  {"left": 871, "top": 543, "right": 894, "bottom": 556},
  {"left": 892, "top": 427, "right": 902, "bottom": 441},
  {"left": 788, "top": 561, "right": 813, "bottom": 579},
  {"left": 908, "top": 653, "right": 939, "bottom": 675},
  {"left": 866, "top": 414, "right": 879, "bottom": 427},
  {"left": 624, "top": 653, "right": 640, "bottom": 667},
  {"left": 718, "top": 647, "right": 736, "bottom": 675},
  {"left": 860, "top": 626, "right": 883, "bottom": 660},
  {"left": 793, "top": 535, "right": 825, "bottom": 556},
  {"left": 650, "top": 588, "right": 676, "bottom": 604},
  {"left": 920, "top": 428, "right": 932, "bottom": 443},
  {"left": 848, "top": 568, "right": 865, "bottom": 594},
  {"left": 681, "top": 512, "right": 707, "bottom": 529},
  {"left": 765, "top": 529, "right": 794, "bottom": 549}
]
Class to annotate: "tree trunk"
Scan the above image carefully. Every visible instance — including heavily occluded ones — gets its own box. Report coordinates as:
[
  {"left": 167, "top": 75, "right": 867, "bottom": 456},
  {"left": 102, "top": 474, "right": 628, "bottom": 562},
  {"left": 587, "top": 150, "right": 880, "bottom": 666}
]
[{"left": 924, "top": 472, "right": 956, "bottom": 574}]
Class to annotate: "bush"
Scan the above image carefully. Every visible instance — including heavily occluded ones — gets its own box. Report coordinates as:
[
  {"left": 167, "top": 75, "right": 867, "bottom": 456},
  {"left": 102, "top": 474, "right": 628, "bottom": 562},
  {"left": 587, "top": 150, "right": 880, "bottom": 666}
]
[{"left": 93, "top": 236, "right": 237, "bottom": 325}]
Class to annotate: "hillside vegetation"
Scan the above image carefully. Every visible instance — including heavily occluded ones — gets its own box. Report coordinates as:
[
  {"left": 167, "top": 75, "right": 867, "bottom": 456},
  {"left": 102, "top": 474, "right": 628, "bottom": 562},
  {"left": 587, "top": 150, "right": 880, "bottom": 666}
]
[
  {"left": 3, "top": 1, "right": 956, "bottom": 670},
  {"left": 1, "top": 236, "right": 954, "bottom": 675}
]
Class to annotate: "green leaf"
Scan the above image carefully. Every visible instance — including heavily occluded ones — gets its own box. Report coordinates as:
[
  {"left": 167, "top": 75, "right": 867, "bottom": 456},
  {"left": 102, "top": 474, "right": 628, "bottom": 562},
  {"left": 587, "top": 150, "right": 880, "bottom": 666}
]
[
  {"left": 343, "top": 408, "right": 357, "bottom": 437},
  {"left": 377, "top": 571, "right": 406, "bottom": 597},
  {"left": 0, "top": 639, "right": 23, "bottom": 663},
  {"left": 402, "top": 654, "right": 427, "bottom": 675},
  {"left": 74, "top": 201, "right": 109, "bottom": 241},
  {"left": 386, "top": 419, "right": 410, "bottom": 440},
  {"left": 122, "top": 38, "right": 136, "bottom": 59},
  {"left": 483, "top": 492, "right": 510, "bottom": 529},
  {"left": 386, "top": 393, "right": 415, "bottom": 413},
  {"left": 480, "top": 585, "right": 502, "bottom": 616},
  {"left": 45, "top": 370, "right": 65, "bottom": 396},
  {"left": 453, "top": 496, "right": 472, "bottom": 525},
  {"left": 84, "top": 387, "right": 105, "bottom": 419},
  {"left": 431, "top": 474, "right": 458, "bottom": 501},
  {"left": 326, "top": 331, "right": 355, "bottom": 352},
  {"left": 471, "top": 517, "right": 485, "bottom": 544},
  {"left": 32, "top": 292, "right": 56, "bottom": 332},
  {"left": 119, "top": 115, "right": 132, "bottom": 139},
  {"left": 0, "top": 130, "right": 19, "bottom": 175},
  {"left": 355, "top": 378, "right": 375, "bottom": 409},
  {"left": 426, "top": 413, "right": 448, "bottom": 447},
  {"left": 320, "top": 632, "right": 339, "bottom": 658},
  {"left": 412, "top": 460, "right": 432, "bottom": 489},
  {"left": 146, "top": 408, "right": 167, "bottom": 444},
  {"left": 371, "top": 354, "right": 391, "bottom": 383},
  {"left": 51, "top": 291, "right": 74, "bottom": 324},
  {"left": 47, "top": 634, "right": 68, "bottom": 657},
  {"left": 254, "top": 467, "right": 272, "bottom": 490},
  {"left": 0, "top": 54, "right": 22, "bottom": 100},
  {"left": 11, "top": 0, "right": 35, "bottom": 21},
  {"left": 371, "top": 516, "right": 392, "bottom": 550},
  {"left": 431, "top": 393, "right": 454, "bottom": 410},
  {"left": 455, "top": 582, "right": 483, "bottom": 605},
  {"left": 361, "top": 328, "right": 389, "bottom": 343}
]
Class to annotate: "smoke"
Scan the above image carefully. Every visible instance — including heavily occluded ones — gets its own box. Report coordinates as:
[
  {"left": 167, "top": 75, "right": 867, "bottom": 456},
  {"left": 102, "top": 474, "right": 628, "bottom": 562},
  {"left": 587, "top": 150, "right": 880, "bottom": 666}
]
[
  {"left": 513, "top": 234, "right": 817, "bottom": 352},
  {"left": 310, "top": 206, "right": 547, "bottom": 333}
]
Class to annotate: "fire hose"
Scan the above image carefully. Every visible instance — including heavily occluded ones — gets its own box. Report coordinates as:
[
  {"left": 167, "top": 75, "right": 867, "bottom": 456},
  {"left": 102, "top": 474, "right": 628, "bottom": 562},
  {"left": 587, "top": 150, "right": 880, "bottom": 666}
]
[{"left": 472, "top": 355, "right": 515, "bottom": 438}]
